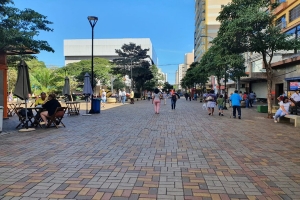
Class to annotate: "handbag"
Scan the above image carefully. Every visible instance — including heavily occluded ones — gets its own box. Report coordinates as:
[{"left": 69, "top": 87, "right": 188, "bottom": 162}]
[{"left": 206, "top": 96, "right": 213, "bottom": 101}]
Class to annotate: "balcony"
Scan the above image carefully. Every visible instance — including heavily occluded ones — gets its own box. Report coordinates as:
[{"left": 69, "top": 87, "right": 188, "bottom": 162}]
[{"left": 273, "top": 1, "right": 288, "bottom": 15}]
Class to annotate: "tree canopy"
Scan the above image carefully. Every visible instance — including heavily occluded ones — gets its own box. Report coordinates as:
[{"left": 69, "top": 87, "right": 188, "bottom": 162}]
[
  {"left": 112, "top": 43, "right": 154, "bottom": 92},
  {"left": 216, "top": 0, "right": 300, "bottom": 117},
  {"left": 0, "top": 0, "right": 54, "bottom": 54}
]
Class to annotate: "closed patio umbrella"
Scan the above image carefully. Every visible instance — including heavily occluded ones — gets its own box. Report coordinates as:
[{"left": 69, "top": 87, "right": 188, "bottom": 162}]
[
  {"left": 13, "top": 60, "right": 35, "bottom": 131},
  {"left": 82, "top": 73, "right": 93, "bottom": 116},
  {"left": 62, "top": 76, "right": 71, "bottom": 101}
]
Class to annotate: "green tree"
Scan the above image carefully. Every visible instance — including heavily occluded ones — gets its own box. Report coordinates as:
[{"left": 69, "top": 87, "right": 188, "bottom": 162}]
[
  {"left": 112, "top": 43, "right": 153, "bottom": 92},
  {"left": 163, "top": 82, "right": 173, "bottom": 91},
  {"left": 60, "top": 58, "right": 112, "bottom": 89},
  {"left": 217, "top": 0, "right": 300, "bottom": 117},
  {"left": 0, "top": 0, "right": 54, "bottom": 54}
]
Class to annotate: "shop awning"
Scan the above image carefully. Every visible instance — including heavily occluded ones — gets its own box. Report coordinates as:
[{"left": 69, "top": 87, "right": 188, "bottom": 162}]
[{"left": 285, "top": 77, "right": 300, "bottom": 81}]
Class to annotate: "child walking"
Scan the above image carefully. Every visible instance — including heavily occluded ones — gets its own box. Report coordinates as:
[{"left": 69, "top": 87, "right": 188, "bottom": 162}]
[{"left": 217, "top": 94, "right": 224, "bottom": 116}]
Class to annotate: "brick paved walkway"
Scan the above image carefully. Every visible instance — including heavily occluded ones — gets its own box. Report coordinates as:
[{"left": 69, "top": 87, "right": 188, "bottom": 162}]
[{"left": 0, "top": 99, "right": 300, "bottom": 200}]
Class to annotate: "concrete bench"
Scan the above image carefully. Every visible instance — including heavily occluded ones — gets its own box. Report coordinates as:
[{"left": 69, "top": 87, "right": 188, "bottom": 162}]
[
  {"left": 278, "top": 115, "right": 300, "bottom": 127},
  {"left": 107, "top": 98, "right": 117, "bottom": 103}
]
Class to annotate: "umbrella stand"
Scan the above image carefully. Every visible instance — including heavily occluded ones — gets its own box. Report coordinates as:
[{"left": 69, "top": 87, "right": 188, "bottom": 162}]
[{"left": 82, "top": 95, "right": 91, "bottom": 116}]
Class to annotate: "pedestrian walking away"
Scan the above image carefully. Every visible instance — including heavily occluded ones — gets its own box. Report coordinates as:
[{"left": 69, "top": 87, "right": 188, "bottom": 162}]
[
  {"left": 217, "top": 94, "right": 224, "bottom": 116},
  {"left": 249, "top": 91, "right": 256, "bottom": 107},
  {"left": 147, "top": 91, "right": 151, "bottom": 101},
  {"left": 184, "top": 93, "right": 189, "bottom": 101},
  {"left": 171, "top": 92, "right": 178, "bottom": 110},
  {"left": 230, "top": 90, "right": 242, "bottom": 119},
  {"left": 206, "top": 90, "right": 217, "bottom": 115},
  {"left": 163, "top": 92, "right": 167, "bottom": 105},
  {"left": 152, "top": 88, "right": 161, "bottom": 114}
]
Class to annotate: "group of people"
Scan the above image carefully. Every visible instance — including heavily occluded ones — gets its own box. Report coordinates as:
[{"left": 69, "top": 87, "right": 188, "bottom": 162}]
[
  {"left": 31, "top": 92, "right": 61, "bottom": 127},
  {"left": 151, "top": 89, "right": 178, "bottom": 114}
]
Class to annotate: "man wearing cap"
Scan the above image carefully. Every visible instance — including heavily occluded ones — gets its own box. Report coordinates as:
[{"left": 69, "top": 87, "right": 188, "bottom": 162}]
[{"left": 35, "top": 92, "right": 47, "bottom": 106}]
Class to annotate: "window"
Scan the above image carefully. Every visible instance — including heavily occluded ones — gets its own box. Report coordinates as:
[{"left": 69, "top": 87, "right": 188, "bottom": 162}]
[
  {"left": 289, "top": 4, "right": 300, "bottom": 22},
  {"left": 276, "top": 15, "right": 286, "bottom": 28}
]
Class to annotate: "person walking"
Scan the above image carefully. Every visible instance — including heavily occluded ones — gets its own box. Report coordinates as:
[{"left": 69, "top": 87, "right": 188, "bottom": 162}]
[
  {"left": 184, "top": 93, "right": 189, "bottom": 101},
  {"left": 130, "top": 89, "right": 134, "bottom": 104},
  {"left": 152, "top": 88, "right": 161, "bottom": 114},
  {"left": 217, "top": 94, "right": 224, "bottom": 116},
  {"left": 171, "top": 92, "right": 178, "bottom": 110},
  {"left": 243, "top": 92, "right": 249, "bottom": 108},
  {"left": 163, "top": 92, "right": 167, "bottom": 105},
  {"left": 230, "top": 90, "right": 242, "bottom": 119},
  {"left": 101, "top": 89, "right": 106, "bottom": 108},
  {"left": 249, "top": 91, "right": 256, "bottom": 107},
  {"left": 121, "top": 89, "right": 126, "bottom": 105},
  {"left": 206, "top": 90, "right": 217, "bottom": 115}
]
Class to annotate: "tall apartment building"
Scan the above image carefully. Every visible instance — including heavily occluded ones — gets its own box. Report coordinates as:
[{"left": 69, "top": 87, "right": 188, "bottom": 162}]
[{"left": 194, "top": 0, "right": 231, "bottom": 62}]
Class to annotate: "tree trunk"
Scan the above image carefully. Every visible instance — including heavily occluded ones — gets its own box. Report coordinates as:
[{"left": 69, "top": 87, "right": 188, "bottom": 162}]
[
  {"left": 265, "top": 64, "right": 273, "bottom": 118},
  {"left": 237, "top": 77, "right": 240, "bottom": 92}
]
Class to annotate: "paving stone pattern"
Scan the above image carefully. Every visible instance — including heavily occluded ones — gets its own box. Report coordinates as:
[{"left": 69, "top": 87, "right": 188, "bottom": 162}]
[{"left": 1, "top": 99, "right": 300, "bottom": 200}]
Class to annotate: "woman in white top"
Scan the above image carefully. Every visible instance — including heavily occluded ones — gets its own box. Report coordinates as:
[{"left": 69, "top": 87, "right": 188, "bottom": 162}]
[
  {"left": 101, "top": 89, "right": 106, "bottom": 108},
  {"left": 274, "top": 96, "right": 295, "bottom": 123},
  {"left": 152, "top": 88, "right": 161, "bottom": 114}
]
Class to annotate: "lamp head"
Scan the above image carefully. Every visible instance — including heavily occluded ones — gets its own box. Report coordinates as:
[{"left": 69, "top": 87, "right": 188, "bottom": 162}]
[{"left": 87, "top": 16, "right": 98, "bottom": 27}]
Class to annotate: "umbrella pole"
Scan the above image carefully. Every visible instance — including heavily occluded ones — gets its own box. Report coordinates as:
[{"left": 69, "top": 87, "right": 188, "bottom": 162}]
[{"left": 82, "top": 95, "right": 91, "bottom": 116}]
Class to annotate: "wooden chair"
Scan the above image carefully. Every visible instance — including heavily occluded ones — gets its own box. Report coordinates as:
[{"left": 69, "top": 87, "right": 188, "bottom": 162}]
[
  {"left": 15, "top": 107, "right": 34, "bottom": 128},
  {"left": 46, "top": 107, "right": 67, "bottom": 128}
]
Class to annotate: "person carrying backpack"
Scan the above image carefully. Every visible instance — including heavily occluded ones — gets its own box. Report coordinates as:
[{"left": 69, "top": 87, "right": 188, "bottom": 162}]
[{"left": 171, "top": 92, "right": 178, "bottom": 110}]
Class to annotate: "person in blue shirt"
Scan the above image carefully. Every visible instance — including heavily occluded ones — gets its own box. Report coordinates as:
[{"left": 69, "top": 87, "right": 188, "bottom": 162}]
[{"left": 230, "top": 90, "right": 242, "bottom": 119}]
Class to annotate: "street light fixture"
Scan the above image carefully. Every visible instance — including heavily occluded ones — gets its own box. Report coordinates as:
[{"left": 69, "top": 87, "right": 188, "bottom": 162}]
[{"left": 87, "top": 16, "right": 98, "bottom": 113}]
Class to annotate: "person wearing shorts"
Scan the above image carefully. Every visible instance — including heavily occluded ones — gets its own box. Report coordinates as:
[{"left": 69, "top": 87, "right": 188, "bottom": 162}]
[
  {"left": 101, "top": 89, "right": 106, "bottom": 108},
  {"left": 206, "top": 90, "right": 217, "bottom": 116},
  {"left": 217, "top": 94, "right": 224, "bottom": 116}
]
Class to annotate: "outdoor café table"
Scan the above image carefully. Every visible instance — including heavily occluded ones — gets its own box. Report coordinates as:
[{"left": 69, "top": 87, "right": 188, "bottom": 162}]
[{"left": 65, "top": 101, "right": 80, "bottom": 115}]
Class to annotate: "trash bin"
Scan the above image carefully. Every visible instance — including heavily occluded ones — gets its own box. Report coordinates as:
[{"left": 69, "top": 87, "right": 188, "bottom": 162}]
[
  {"left": 257, "top": 105, "right": 268, "bottom": 113},
  {"left": 0, "top": 106, "right": 3, "bottom": 133},
  {"left": 91, "top": 98, "right": 101, "bottom": 113}
]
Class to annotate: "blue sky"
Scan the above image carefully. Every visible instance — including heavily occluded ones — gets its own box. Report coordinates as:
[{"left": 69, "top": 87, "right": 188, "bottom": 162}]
[{"left": 14, "top": 0, "right": 194, "bottom": 84}]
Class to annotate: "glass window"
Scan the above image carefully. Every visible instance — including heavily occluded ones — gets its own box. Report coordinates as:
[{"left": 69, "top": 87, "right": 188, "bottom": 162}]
[
  {"left": 285, "top": 25, "right": 300, "bottom": 39},
  {"left": 289, "top": 4, "right": 300, "bottom": 22},
  {"left": 275, "top": 15, "right": 286, "bottom": 27},
  {"left": 252, "top": 60, "right": 263, "bottom": 72}
]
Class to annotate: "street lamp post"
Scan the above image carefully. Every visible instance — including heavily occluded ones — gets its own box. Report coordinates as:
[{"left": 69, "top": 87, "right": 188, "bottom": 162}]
[{"left": 87, "top": 16, "right": 98, "bottom": 113}]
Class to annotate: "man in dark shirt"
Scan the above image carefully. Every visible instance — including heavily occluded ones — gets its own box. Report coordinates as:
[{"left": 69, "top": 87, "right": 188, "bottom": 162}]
[{"left": 40, "top": 94, "right": 61, "bottom": 126}]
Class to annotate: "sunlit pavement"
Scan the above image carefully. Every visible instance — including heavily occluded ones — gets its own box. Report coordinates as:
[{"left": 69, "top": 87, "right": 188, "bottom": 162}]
[{"left": 0, "top": 99, "right": 300, "bottom": 200}]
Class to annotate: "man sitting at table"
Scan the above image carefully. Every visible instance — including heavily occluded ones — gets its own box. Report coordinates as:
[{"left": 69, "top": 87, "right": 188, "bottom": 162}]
[
  {"left": 40, "top": 94, "right": 61, "bottom": 127},
  {"left": 35, "top": 92, "right": 47, "bottom": 106}
]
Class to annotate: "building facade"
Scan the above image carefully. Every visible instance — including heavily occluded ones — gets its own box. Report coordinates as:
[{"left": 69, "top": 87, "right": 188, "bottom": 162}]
[
  {"left": 194, "top": 0, "right": 232, "bottom": 62},
  {"left": 225, "top": 0, "right": 300, "bottom": 101},
  {"left": 64, "top": 38, "right": 157, "bottom": 65}
]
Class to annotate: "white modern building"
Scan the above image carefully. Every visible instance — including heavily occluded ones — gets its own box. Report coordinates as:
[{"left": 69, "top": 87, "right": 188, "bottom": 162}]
[{"left": 64, "top": 38, "right": 158, "bottom": 65}]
